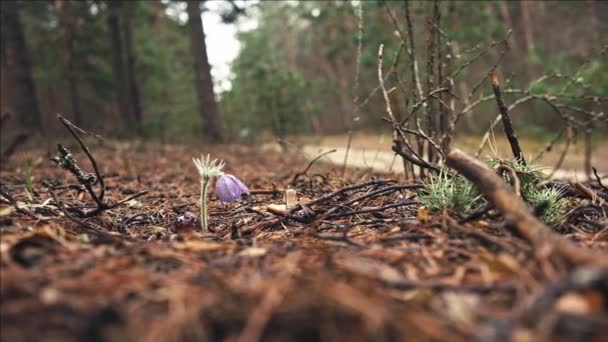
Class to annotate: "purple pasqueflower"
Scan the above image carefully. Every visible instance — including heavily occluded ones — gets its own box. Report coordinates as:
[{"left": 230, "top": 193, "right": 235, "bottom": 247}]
[
  {"left": 215, "top": 174, "right": 249, "bottom": 204},
  {"left": 176, "top": 211, "right": 198, "bottom": 227}
]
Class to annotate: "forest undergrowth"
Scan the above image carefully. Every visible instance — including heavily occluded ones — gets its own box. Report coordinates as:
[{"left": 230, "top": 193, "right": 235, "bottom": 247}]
[{"left": 1, "top": 124, "right": 607, "bottom": 342}]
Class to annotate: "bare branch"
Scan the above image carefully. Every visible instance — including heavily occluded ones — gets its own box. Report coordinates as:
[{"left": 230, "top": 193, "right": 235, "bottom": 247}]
[{"left": 489, "top": 71, "right": 526, "bottom": 164}]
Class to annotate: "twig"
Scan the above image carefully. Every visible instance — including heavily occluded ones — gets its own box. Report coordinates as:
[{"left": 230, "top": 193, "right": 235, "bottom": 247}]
[
  {"left": 291, "top": 179, "right": 396, "bottom": 212},
  {"left": 291, "top": 149, "right": 336, "bottom": 185},
  {"left": 495, "top": 164, "right": 521, "bottom": 197},
  {"left": 53, "top": 114, "right": 147, "bottom": 218},
  {"left": 322, "top": 187, "right": 419, "bottom": 218},
  {"left": 52, "top": 144, "right": 102, "bottom": 207},
  {"left": 0, "top": 185, "right": 41, "bottom": 220},
  {"left": 532, "top": 127, "right": 566, "bottom": 162},
  {"left": 458, "top": 203, "right": 494, "bottom": 224},
  {"left": 57, "top": 114, "right": 106, "bottom": 201},
  {"left": 592, "top": 167, "right": 606, "bottom": 190},
  {"left": 341, "top": 131, "right": 353, "bottom": 177},
  {"left": 340, "top": 184, "right": 421, "bottom": 208},
  {"left": 378, "top": 44, "right": 397, "bottom": 123},
  {"left": 489, "top": 71, "right": 525, "bottom": 164},
  {"left": 249, "top": 189, "right": 282, "bottom": 196},
  {"left": 44, "top": 181, "right": 106, "bottom": 237},
  {"left": 548, "top": 134, "right": 572, "bottom": 179},
  {"left": 84, "top": 190, "right": 149, "bottom": 217},
  {"left": 518, "top": 267, "right": 608, "bottom": 325},
  {"left": 328, "top": 200, "right": 417, "bottom": 219},
  {"left": 392, "top": 139, "right": 441, "bottom": 173},
  {"left": 343, "top": 2, "right": 364, "bottom": 177},
  {"left": 574, "top": 183, "right": 604, "bottom": 206}
]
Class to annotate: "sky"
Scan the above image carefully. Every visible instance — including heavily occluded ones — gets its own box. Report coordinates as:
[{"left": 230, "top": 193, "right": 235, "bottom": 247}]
[
  {"left": 163, "top": 0, "right": 257, "bottom": 92},
  {"left": 202, "top": 1, "right": 249, "bottom": 93}
]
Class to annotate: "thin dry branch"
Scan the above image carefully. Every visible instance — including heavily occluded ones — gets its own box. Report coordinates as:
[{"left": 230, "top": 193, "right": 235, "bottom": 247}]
[
  {"left": 489, "top": 71, "right": 525, "bottom": 164},
  {"left": 57, "top": 114, "right": 106, "bottom": 201}
]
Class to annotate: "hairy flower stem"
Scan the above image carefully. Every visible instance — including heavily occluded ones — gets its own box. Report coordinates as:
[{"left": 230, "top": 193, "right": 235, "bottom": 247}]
[{"left": 200, "top": 178, "right": 209, "bottom": 230}]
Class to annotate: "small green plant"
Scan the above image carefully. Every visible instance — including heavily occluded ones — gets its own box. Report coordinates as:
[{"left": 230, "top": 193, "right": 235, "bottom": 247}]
[
  {"left": 487, "top": 158, "right": 569, "bottom": 225},
  {"left": 193, "top": 155, "right": 225, "bottom": 231},
  {"left": 487, "top": 158, "right": 546, "bottom": 186},
  {"left": 525, "top": 186, "right": 568, "bottom": 225},
  {"left": 419, "top": 159, "right": 569, "bottom": 226},
  {"left": 23, "top": 159, "right": 34, "bottom": 196},
  {"left": 418, "top": 170, "right": 483, "bottom": 215}
]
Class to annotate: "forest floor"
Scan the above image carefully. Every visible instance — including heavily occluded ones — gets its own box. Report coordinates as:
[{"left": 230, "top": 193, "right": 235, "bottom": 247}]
[{"left": 1, "top": 138, "right": 607, "bottom": 342}]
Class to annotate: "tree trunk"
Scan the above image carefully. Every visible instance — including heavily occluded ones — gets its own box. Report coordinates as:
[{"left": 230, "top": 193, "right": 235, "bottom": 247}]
[
  {"left": 106, "top": 1, "right": 135, "bottom": 133},
  {"left": 123, "top": 11, "right": 143, "bottom": 135},
  {"left": 187, "top": 0, "right": 223, "bottom": 142},
  {"left": 0, "top": 0, "right": 44, "bottom": 134},
  {"left": 53, "top": 0, "right": 82, "bottom": 127},
  {"left": 519, "top": 0, "right": 535, "bottom": 54},
  {"left": 519, "top": 0, "right": 535, "bottom": 78}
]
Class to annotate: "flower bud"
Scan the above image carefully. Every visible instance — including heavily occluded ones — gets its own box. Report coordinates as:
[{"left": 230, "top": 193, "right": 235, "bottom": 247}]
[{"left": 215, "top": 174, "right": 249, "bottom": 204}]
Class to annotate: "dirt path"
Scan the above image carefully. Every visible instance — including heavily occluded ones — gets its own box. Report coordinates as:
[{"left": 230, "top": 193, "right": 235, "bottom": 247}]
[
  {"left": 300, "top": 145, "right": 587, "bottom": 180},
  {"left": 287, "top": 133, "right": 608, "bottom": 180}
]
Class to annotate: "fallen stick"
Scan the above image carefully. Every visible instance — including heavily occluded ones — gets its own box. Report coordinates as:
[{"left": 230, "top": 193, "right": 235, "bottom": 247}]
[{"left": 446, "top": 149, "right": 606, "bottom": 266}]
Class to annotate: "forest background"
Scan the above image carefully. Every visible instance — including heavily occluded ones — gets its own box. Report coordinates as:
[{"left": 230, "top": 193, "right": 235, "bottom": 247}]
[{"left": 1, "top": 0, "right": 606, "bottom": 148}]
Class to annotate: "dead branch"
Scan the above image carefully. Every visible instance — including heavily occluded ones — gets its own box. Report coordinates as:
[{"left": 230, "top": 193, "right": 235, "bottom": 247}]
[
  {"left": 291, "top": 149, "right": 336, "bottom": 186},
  {"left": 592, "top": 167, "right": 606, "bottom": 190},
  {"left": 43, "top": 181, "right": 106, "bottom": 237},
  {"left": 290, "top": 179, "right": 396, "bottom": 212},
  {"left": 547, "top": 135, "right": 572, "bottom": 179},
  {"left": 52, "top": 144, "right": 101, "bottom": 206},
  {"left": 489, "top": 71, "right": 526, "bottom": 164},
  {"left": 532, "top": 127, "right": 566, "bottom": 162},
  {"left": 517, "top": 267, "right": 608, "bottom": 327},
  {"left": 446, "top": 149, "right": 606, "bottom": 266},
  {"left": 574, "top": 183, "right": 605, "bottom": 206},
  {"left": 392, "top": 139, "right": 441, "bottom": 173},
  {"left": 57, "top": 114, "right": 106, "bottom": 201},
  {"left": 328, "top": 200, "right": 417, "bottom": 219},
  {"left": 495, "top": 164, "right": 521, "bottom": 197},
  {"left": 0, "top": 185, "right": 43, "bottom": 220},
  {"left": 52, "top": 115, "right": 147, "bottom": 218}
]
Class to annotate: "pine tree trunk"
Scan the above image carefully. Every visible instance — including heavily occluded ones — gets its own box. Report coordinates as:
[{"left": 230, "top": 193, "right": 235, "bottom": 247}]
[
  {"left": 106, "top": 1, "right": 135, "bottom": 133},
  {"left": 53, "top": 0, "right": 82, "bottom": 127},
  {"left": 187, "top": 0, "right": 223, "bottom": 142},
  {"left": 519, "top": 0, "right": 535, "bottom": 55},
  {"left": 0, "top": 0, "right": 44, "bottom": 134},
  {"left": 124, "top": 12, "right": 143, "bottom": 135}
]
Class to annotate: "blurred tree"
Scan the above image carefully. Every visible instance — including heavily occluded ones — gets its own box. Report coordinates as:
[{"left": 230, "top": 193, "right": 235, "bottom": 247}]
[
  {"left": 187, "top": 0, "right": 223, "bottom": 142},
  {"left": 106, "top": 0, "right": 135, "bottom": 133},
  {"left": 1, "top": 0, "right": 605, "bottom": 141},
  {"left": 53, "top": 0, "right": 82, "bottom": 126},
  {"left": 123, "top": 3, "right": 143, "bottom": 135},
  {"left": 1, "top": 0, "right": 44, "bottom": 134}
]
